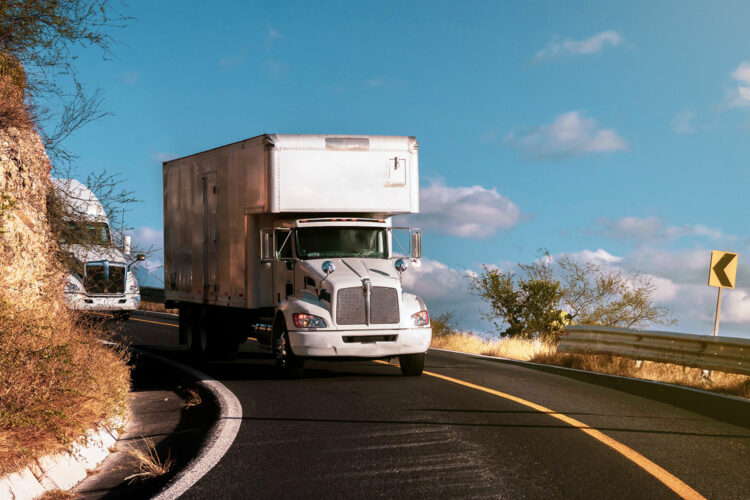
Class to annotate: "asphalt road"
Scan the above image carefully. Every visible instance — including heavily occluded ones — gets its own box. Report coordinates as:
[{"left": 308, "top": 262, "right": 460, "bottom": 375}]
[{"left": 115, "top": 310, "right": 750, "bottom": 499}]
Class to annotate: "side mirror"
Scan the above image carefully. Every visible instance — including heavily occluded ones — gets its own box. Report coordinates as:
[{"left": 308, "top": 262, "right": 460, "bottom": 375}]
[
  {"left": 395, "top": 258, "right": 408, "bottom": 276},
  {"left": 128, "top": 254, "right": 146, "bottom": 269},
  {"left": 411, "top": 230, "right": 422, "bottom": 259},
  {"left": 322, "top": 261, "right": 335, "bottom": 275},
  {"left": 321, "top": 260, "right": 335, "bottom": 285},
  {"left": 259, "top": 228, "right": 273, "bottom": 261}
]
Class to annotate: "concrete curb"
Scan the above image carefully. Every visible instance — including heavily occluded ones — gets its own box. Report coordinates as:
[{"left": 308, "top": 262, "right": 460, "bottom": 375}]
[
  {"left": 0, "top": 417, "right": 124, "bottom": 500},
  {"left": 131, "top": 349, "right": 242, "bottom": 500}
]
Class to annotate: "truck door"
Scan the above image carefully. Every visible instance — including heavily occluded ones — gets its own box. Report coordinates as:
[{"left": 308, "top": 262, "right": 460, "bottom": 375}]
[
  {"left": 202, "top": 174, "right": 218, "bottom": 302},
  {"left": 273, "top": 228, "right": 294, "bottom": 305}
]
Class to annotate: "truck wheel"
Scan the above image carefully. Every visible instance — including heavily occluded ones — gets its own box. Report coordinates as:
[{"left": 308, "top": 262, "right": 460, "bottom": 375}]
[
  {"left": 186, "top": 308, "right": 208, "bottom": 361},
  {"left": 399, "top": 352, "right": 425, "bottom": 376},
  {"left": 273, "top": 319, "right": 304, "bottom": 379},
  {"left": 114, "top": 311, "right": 131, "bottom": 321}
]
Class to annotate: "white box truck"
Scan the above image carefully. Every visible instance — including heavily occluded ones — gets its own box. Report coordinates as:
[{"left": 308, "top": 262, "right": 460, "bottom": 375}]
[
  {"left": 52, "top": 178, "right": 144, "bottom": 319},
  {"left": 163, "top": 134, "right": 431, "bottom": 377}
]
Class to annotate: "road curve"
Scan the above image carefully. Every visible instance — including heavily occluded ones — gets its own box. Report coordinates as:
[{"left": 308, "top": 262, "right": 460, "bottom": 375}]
[{"left": 119, "top": 311, "right": 750, "bottom": 499}]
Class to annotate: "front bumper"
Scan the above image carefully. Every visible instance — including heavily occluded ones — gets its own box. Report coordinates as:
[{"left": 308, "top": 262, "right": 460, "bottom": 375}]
[
  {"left": 63, "top": 292, "right": 141, "bottom": 312},
  {"left": 288, "top": 326, "right": 432, "bottom": 357}
]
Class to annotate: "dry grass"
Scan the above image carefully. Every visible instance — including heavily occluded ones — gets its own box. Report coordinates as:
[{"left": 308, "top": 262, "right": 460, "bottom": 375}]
[
  {"left": 533, "top": 351, "right": 750, "bottom": 400},
  {"left": 431, "top": 332, "right": 554, "bottom": 361},
  {"left": 183, "top": 389, "right": 202, "bottom": 409},
  {"left": 0, "top": 125, "right": 131, "bottom": 475},
  {"left": 38, "top": 490, "right": 75, "bottom": 500},
  {"left": 124, "top": 437, "right": 173, "bottom": 483},
  {"left": 430, "top": 332, "right": 750, "bottom": 400}
]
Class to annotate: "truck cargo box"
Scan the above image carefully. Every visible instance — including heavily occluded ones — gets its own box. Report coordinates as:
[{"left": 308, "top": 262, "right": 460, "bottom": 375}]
[{"left": 163, "top": 134, "right": 419, "bottom": 309}]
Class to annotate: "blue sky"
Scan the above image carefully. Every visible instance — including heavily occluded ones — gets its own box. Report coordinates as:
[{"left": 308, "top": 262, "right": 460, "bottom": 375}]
[{"left": 56, "top": 0, "right": 750, "bottom": 336}]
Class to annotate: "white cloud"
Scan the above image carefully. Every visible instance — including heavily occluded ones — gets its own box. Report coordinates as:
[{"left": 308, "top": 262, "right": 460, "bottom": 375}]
[
  {"left": 123, "top": 71, "right": 139, "bottom": 85},
  {"left": 726, "top": 62, "right": 750, "bottom": 108},
  {"left": 594, "top": 216, "right": 724, "bottom": 243},
  {"left": 504, "top": 111, "right": 628, "bottom": 160},
  {"left": 673, "top": 110, "right": 695, "bottom": 134},
  {"left": 265, "top": 59, "right": 288, "bottom": 78},
  {"left": 556, "top": 246, "right": 750, "bottom": 336},
  {"left": 402, "top": 258, "right": 487, "bottom": 331},
  {"left": 398, "top": 182, "right": 521, "bottom": 238},
  {"left": 533, "top": 30, "right": 623, "bottom": 61},
  {"left": 219, "top": 48, "right": 249, "bottom": 70},
  {"left": 566, "top": 248, "right": 623, "bottom": 265},
  {"left": 267, "top": 26, "right": 283, "bottom": 42},
  {"left": 130, "top": 226, "right": 162, "bottom": 255},
  {"left": 152, "top": 152, "right": 177, "bottom": 163},
  {"left": 129, "top": 226, "right": 164, "bottom": 287}
]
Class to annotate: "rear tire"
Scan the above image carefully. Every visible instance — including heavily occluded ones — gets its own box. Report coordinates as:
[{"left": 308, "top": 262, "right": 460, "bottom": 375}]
[
  {"left": 399, "top": 352, "right": 425, "bottom": 376},
  {"left": 186, "top": 307, "right": 208, "bottom": 361},
  {"left": 273, "top": 318, "right": 304, "bottom": 379}
]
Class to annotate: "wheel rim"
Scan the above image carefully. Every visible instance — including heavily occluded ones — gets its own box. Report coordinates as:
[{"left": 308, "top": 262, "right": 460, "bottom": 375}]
[
  {"left": 186, "top": 323, "right": 194, "bottom": 348},
  {"left": 199, "top": 324, "right": 208, "bottom": 352},
  {"left": 275, "top": 328, "right": 289, "bottom": 370}
]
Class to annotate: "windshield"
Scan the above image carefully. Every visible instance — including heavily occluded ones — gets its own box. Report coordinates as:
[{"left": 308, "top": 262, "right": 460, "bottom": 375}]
[
  {"left": 296, "top": 227, "right": 387, "bottom": 259},
  {"left": 62, "top": 221, "right": 112, "bottom": 246}
]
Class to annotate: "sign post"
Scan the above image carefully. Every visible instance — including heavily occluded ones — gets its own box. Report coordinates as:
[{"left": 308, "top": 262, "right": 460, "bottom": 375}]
[{"left": 707, "top": 250, "right": 738, "bottom": 336}]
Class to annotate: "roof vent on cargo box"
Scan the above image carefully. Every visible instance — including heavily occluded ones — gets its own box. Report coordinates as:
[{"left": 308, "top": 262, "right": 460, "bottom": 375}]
[{"left": 325, "top": 137, "right": 370, "bottom": 151}]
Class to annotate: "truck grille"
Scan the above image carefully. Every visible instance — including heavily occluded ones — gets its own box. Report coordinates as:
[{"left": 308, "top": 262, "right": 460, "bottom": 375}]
[
  {"left": 336, "top": 286, "right": 399, "bottom": 325},
  {"left": 84, "top": 262, "right": 126, "bottom": 294}
]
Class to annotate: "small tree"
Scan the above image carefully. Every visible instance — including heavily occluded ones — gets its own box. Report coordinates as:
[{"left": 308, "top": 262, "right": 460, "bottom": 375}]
[
  {"left": 469, "top": 253, "right": 674, "bottom": 341},
  {"left": 554, "top": 255, "right": 674, "bottom": 329},
  {"left": 468, "top": 266, "right": 565, "bottom": 341},
  {"left": 0, "top": 1, "right": 129, "bottom": 162}
]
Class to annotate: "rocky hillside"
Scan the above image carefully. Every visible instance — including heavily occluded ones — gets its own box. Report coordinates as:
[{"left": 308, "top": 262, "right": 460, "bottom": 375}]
[{"left": 0, "top": 59, "right": 130, "bottom": 474}]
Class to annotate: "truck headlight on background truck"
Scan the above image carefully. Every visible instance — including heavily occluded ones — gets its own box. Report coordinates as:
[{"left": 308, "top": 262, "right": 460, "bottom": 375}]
[
  {"left": 293, "top": 313, "right": 327, "bottom": 328},
  {"left": 64, "top": 282, "right": 81, "bottom": 293},
  {"left": 411, "top": 310, "right": 430, "bottom": 327}
]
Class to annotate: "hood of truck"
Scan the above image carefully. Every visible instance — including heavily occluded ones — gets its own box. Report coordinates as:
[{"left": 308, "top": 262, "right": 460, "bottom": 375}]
[
  {"left": 65, "top": 244, "right": 128, "bottom": 264},
  {"left": 300, "top": 258, "right": 402, "bottom": 291}
]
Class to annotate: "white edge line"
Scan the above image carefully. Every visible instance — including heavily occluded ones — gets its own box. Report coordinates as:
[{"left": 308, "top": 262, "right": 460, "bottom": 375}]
[
  {"left": 129, "top": 348, "right": 242, "bottom": 500},
  {"left": 429, "top": 347, "right": 750, "bottom": 405}
]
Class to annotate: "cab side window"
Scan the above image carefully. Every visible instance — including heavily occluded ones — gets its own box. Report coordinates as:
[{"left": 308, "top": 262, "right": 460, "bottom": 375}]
[{"left": 275, "top": 230, "right": 293, "bottom": 259}]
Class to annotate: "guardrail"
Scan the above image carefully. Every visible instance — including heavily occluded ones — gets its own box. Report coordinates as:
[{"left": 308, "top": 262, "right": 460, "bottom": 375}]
[
  {"left": 560, "top": 326, "right": 750, "bottom": 376},
  {"left": 140, "top": 286, "right": 165, "bottom": 303}
]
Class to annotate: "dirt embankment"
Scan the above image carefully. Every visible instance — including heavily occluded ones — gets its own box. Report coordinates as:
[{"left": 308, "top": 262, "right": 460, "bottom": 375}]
[{"left": 0, "top": 59, "right": 130, "bottom": 474}]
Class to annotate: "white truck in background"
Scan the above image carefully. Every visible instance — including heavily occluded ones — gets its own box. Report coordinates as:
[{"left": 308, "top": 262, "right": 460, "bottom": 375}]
[
  {"left": 52, "top": 178, "right": 144, "bottom": 320},
  {"left": 162, "top": 134, "right": 431, "bottom": 377}
]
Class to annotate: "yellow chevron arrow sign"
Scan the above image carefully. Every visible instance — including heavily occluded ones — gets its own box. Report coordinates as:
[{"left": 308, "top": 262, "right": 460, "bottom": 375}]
[{"left": 708, "top": 251, "right": 738, "bottom": 289}]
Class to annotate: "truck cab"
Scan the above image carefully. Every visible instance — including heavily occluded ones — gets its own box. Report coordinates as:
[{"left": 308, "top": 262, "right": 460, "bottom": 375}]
[
  {"left": 259, "top": 217, "right": 430, "bottom": 376},
  {"left": 52, "top": 178, "right": 144, "bottom": 320}
]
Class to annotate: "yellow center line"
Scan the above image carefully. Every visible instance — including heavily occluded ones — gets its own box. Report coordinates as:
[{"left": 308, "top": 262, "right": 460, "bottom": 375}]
[
  {"left": 91, "top": 311, "right": 178, "bottom": 328},
  {"left": 131, "top": 317, "right": 179, "bottom": 328},
  {"left": 372, "top": 360, "right": 705, "bottom": 500}
]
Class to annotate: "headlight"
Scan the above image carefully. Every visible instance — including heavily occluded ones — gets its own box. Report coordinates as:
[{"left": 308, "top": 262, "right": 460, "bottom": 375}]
[
  {"left": 293, "top": 313, "right": 327, "bottom": 328},
  {"left": 65, "top": 282, "right": 81, "bottom": 293},
  {"left": 411, "top": 310, "right": 430, "bottom": 326}
]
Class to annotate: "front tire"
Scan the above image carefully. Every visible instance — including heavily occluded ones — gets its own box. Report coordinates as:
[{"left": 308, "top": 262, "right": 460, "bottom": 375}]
[
  {"left": 399, "top": 352, "right": 425, "bottom": 376},
  {"left": 273, "top": 318, "right": 304, "bottom": 379},
  {"left": 114, "top": 311, "right": 131, "bottom": 321}
]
